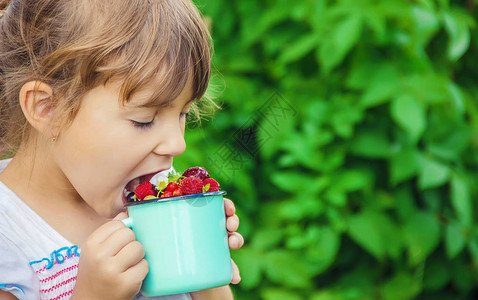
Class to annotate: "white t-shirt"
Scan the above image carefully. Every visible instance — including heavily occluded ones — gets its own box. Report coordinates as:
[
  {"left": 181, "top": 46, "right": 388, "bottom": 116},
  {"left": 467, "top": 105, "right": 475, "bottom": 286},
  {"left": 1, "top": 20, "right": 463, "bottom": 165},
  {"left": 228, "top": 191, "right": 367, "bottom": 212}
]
[{"left": 0, "top": 159, "right": 191, "bottom": 300}]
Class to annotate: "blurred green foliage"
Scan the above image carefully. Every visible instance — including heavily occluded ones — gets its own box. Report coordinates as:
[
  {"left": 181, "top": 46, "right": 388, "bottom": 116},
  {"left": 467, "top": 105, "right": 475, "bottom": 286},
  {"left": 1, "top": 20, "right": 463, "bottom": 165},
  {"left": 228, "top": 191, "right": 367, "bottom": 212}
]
[{"left": 176, "top": 0, "right": 478, "bottom": 299}]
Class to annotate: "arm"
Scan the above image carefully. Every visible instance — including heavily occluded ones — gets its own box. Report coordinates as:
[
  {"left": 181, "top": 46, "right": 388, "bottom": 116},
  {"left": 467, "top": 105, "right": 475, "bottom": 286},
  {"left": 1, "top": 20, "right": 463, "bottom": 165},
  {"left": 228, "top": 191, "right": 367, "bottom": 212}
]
[
  {"left": 190, "top": 285, "right": 233, "bottom": 300},
  {"left": 0, "top": 290, "right": 17, "bottom": 300}
]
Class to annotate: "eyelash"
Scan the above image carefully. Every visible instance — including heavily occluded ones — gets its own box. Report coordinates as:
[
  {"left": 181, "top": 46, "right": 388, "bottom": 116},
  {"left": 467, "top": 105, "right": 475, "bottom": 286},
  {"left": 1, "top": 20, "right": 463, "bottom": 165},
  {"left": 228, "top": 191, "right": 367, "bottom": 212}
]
[
  {"left": 132, "top": 119, "right": 155, "bottom": 129},
  {"left": 132, "top": 112, "right": 190, "bottom": 130}
]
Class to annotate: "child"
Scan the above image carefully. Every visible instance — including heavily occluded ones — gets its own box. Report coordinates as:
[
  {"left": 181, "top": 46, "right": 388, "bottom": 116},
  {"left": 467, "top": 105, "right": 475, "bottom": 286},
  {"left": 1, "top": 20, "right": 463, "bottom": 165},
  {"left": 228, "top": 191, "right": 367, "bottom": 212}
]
[{"left": 0, "top": 0, "right": 243, "bottom": 299}]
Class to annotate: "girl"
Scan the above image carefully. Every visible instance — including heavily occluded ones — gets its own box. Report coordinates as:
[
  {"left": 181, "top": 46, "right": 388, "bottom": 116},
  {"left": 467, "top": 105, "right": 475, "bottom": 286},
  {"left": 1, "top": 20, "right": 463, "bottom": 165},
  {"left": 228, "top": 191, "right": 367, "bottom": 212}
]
[{"left": 0, "top": 0, "right": 243, "bottom": 299}]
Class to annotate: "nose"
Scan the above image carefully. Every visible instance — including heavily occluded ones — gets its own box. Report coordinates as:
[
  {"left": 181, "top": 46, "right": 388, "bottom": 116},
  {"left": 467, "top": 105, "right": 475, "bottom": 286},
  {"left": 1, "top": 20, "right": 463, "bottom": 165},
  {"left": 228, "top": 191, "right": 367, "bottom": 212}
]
[{"left": 153, "top": 122, "right": 186, "bottom": 157}]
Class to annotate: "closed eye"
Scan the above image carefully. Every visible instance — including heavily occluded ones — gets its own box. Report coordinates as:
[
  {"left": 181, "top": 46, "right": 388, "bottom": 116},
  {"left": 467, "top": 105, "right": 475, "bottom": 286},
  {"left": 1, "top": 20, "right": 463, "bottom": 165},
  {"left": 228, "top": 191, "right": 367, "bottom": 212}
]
[{"left": 131, "top": 119, "right": 155, "bottom": 129}]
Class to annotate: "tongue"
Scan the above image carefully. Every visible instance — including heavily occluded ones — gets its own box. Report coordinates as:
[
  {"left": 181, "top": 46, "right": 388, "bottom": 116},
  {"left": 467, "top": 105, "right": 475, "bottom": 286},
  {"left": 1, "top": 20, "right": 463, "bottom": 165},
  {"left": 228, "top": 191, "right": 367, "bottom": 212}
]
[{"left": 125, "top": 174, "right": 157, "bottom": 192}]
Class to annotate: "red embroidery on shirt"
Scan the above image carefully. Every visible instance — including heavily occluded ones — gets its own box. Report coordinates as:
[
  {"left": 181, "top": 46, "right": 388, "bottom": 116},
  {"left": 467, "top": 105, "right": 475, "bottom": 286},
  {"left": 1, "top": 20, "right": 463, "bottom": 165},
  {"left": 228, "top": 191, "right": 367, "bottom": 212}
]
[
  {"left": 39, "top": 276, "right": 77, "bottom": 293},
  {"left": 48, "top": 289, "right": 74, "bottom": 300},
  {"left": 38, "top": 264, "right": 79, "bottom": 283}
]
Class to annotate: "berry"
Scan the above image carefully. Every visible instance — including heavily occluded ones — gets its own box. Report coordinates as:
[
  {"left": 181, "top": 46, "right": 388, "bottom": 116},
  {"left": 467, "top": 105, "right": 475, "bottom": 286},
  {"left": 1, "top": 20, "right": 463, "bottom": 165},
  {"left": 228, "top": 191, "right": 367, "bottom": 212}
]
[
  {"left": 182, "top": 166, "right": 210, "bottom": 180},
  {"left": 179, "top": 177, "right": 203, "bottom": 195},
  {"left": 173, "top": 188, "right": 183, "bottom": 196},
  {"left": 203, "top": 178, "right": 220, "bottom": 192},
  {"left": 161, "top": 190, "right": 173, "bottom": 198},
  {"left": 134, "top": 182, "right": 157, "bottom": 201},
  {"left": 166, "top": 182, "right": 179, "bottom": 192}
]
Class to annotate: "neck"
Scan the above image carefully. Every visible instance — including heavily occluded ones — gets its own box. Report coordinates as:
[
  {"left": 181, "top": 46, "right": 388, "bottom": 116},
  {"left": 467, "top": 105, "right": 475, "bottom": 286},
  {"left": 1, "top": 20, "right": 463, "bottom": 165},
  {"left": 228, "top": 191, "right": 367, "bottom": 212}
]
[{"left": 0, "top": 139, "right": 107, "bottom": 245}]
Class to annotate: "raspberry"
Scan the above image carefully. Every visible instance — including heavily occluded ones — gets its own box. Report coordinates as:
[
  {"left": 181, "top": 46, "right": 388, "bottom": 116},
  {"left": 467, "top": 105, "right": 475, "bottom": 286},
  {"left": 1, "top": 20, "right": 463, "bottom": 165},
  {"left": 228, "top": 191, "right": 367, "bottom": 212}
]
[
  {"left": 134, "top": 182, "right": 157, "bottom": 201},
  {"left": 173, "top": 188, "right": 183, "bottom": 196},
  {"left": 182, "top": 167, "right": 210, "bottom": 180},
  {"left": 179, "top": 177, "right": 203, "bottom": 195},
  {"left": 203, "top": 178, "right": 220, "bottom": 192},
  {"left": 161, "top": 190, "right": 173, "bottom": 198},
  {"left": 166, "top": 182, "right": 179, "bottom": 192}
]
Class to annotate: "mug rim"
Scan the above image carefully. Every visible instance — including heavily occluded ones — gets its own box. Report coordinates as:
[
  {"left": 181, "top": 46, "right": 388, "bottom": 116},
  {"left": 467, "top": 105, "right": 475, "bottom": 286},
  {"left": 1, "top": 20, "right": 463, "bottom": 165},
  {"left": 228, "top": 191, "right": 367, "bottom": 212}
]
[{"left": 124, "top": 191, "right": 227, "bottom": 207}]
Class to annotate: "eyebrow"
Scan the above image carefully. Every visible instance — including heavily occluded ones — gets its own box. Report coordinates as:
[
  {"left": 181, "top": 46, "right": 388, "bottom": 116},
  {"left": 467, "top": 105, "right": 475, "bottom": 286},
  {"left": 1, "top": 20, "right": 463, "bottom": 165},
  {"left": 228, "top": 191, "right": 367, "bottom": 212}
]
[{"left": 131, "top": 96, "right": 196, "bottom": 108}]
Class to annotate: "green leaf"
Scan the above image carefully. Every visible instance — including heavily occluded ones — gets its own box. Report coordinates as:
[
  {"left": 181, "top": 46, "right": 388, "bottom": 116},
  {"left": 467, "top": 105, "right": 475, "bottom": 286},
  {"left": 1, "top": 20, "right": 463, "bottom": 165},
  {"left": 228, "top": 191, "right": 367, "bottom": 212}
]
[
  {"left": 334, "top": 169, "right": 372, "bottom": 192},
  {"left": 279, "top": 33, "right": 320, "bottom": 64},
  {"left": 390, "top": 148, "right": 419, "bottom": 185},
  {"left": 231, "top": 248, "right": 263, "bottom": 290},
  {"left": 423, "top": 255, "right": 451, "bottom": 291},
  {"left": 442, "top": 11, "right": 471, "bottom": 60},
  {"left": 250, "top": 228, "right": 283, "bottom": 250},
  {"left": 390, "top": 95, "right": 426, "bottom": 142},
  {"left": 426, "top": 127, "right": 472, "bottom": 161},
  {"left": 467, "top": 237, "right": 478, "bottom": 269},
  {"left": 445, "top": 221, "right": 466, "bottom": 259},
  {"left": 271, "top": 171, "right": 316, "bottom": 193},
  {"left": 403, "top": 211, "right": 441, "bottom": 265},
  {"left": 452, "top": 261, "right": 475, "bottom": 292},
  {"left": 357, "top": 65, "right": 400, "bottom": 107},
  {"left": 418, "top": 155, "right": 450, "bottom": 189},
  {"left": 310, "top": 290, "right": 341, "bottom": 300},
  {"left": 318, "top": 15, "right": 363, "bottom": 73},
  {"left": 307, "top": 226, "right": 341, "bottom": 275},
  {"left": 261, "top": 289, "right": 304, "bottom": 300},
  {"left": 394, "top": 186, "right": 418, "bottom": 222},
  {"left": 347, "top": 210, "right": 399, "bottom": 260},
  {"left": 450, "top": 174, "right": 473, "bottom": 226},
  {"left": 264, "top": 250, "right": 312, "bottom": 288},
  {"left": 412, "top": 5, "right": 440, "bottom": 45},
  {"left": 447, "top": 81, "right": 465, "bottom": 113},
  {"left": 381, "top": 272, "right": 422, "bottom": 300},
  {"left": 350, "top": 131, "right": 393, "bottom": 159}
]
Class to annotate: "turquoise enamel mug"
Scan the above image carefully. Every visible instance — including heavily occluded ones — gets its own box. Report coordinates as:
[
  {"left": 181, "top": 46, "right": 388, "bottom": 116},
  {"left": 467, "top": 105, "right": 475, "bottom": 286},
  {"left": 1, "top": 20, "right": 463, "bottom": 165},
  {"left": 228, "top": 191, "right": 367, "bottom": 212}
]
[{"left": 122, "top": 191, "right": 232, "bottom": 297}]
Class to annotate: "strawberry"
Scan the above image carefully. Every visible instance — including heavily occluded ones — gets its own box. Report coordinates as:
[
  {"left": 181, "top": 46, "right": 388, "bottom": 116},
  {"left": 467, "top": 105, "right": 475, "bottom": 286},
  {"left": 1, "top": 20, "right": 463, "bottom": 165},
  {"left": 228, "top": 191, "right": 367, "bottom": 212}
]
[
  {"left": 166, "top": 182, "right": 179, "bottom": 192},
  {"left": 182, "top": 167, "right": 210, "bottom": 180},
  {"left": 179, "top": 177, "right": 203, "bottom": 195},
  {"left": 161, "top": 190, "right": 173, "bottom": 198},
  {"left": 173, "top": 188, "right": 183, "bottom": 196},
  {"left": 134, "top": 182, "right": 157, "bottom": 201},
  {"left": 203, "top": 178, "right": 220, "bottom": 192}
]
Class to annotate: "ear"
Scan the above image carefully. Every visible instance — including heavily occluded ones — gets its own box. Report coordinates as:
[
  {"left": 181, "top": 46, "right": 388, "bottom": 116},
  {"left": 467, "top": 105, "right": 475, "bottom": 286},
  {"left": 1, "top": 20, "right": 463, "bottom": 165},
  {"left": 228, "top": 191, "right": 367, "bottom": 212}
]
[{"left": 19, "top": 81, "right": 57, "bottom": 137}]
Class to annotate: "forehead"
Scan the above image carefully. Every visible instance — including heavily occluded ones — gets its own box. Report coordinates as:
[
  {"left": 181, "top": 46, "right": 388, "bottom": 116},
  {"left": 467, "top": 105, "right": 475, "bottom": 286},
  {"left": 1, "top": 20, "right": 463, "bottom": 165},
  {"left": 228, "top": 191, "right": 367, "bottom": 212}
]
[{"left": 124, "top": 71, "right": 195, "bottom": 108}]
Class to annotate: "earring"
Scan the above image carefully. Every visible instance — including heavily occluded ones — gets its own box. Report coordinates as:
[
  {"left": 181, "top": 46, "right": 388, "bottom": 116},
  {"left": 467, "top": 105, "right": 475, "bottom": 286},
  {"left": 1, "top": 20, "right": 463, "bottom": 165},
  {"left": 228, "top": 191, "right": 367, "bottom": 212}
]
[{"left": 51, "top": 136, "right": 57, "bottom": 142}]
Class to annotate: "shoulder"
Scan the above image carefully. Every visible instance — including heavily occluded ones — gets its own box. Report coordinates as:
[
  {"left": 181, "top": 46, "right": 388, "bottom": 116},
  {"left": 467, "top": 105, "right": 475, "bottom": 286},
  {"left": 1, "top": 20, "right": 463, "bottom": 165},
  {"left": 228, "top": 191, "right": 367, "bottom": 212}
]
[{"left": 0, "top": 232, "right": 40, "bottom": 299}]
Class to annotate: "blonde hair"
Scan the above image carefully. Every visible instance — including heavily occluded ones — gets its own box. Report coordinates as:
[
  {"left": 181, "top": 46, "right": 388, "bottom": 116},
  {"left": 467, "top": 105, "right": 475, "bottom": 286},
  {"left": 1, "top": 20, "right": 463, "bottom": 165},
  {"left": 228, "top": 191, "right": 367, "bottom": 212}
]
[{"left": 0, "top": 0, "right": 213, "bottom": 156}]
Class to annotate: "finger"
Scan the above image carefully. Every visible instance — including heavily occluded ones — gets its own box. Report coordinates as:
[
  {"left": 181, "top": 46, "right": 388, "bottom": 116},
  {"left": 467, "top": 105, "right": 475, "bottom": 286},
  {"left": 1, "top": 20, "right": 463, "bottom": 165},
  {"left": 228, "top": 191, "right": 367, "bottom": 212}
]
[
  {"left": 115, "top": 241, "right": 146, "bottom": 272},
  {"left": 113, "top": 211, "right": 128, "bottom": 221},
  {"left": 223, "top": 198, "right": 236, "bottom": 217},
  {"left": 226, "top": 214, "right": 239, "bottom": 232},
  {"left": 228, "top": 232, "right": 244, "bottom": 250},
  {"left": 122, "top": 259, "right": 149, "bottom": 294},
  {"left": 100, "top": 227, "right": 136, "bottom": 257},
  {"left": 87, "top": 220, "right": 127, "bottom": 245},
  {"left": 230, "top": 259, "right": 241, "bottom": 284}
]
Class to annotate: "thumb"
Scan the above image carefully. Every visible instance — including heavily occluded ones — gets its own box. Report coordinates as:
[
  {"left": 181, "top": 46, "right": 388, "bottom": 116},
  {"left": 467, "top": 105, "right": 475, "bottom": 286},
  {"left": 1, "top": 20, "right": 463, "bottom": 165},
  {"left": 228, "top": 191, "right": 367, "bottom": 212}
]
[{"left": 113, "top": 211, "right": 128, "bottom": 221}]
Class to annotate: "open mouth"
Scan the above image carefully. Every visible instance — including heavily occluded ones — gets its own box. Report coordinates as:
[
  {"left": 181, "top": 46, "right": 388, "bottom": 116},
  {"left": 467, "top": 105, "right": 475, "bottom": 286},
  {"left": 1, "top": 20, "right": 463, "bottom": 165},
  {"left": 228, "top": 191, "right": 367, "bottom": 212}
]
[{"left": 122, "top": 171, "right": 163, "bottom": 204}]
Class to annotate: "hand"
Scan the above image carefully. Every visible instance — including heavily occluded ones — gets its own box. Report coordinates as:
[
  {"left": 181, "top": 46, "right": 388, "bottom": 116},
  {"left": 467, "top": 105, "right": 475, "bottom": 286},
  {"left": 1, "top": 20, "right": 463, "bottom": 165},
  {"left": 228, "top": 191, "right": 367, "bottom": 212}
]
[
  {"left": 224, "top": 198, "right": 244, "bottom": 284},
  {"left": 72, "top": 212, "right": 148, "bottom": 300}
]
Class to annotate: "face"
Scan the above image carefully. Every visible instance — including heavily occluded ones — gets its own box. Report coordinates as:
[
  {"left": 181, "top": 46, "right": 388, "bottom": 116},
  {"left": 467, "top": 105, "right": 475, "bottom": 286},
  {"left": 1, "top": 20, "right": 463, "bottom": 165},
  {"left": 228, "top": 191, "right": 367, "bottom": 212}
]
[{"left": 51, "top": 76, "right": 194, "bottom": 218}]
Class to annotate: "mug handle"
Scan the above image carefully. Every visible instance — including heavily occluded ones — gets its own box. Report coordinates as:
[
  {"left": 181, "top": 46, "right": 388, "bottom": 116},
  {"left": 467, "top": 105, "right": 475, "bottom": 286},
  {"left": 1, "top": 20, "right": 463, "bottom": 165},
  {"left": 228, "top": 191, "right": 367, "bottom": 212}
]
[{"left": 121, "top": 217, "right": 133, "bottom": 228}]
